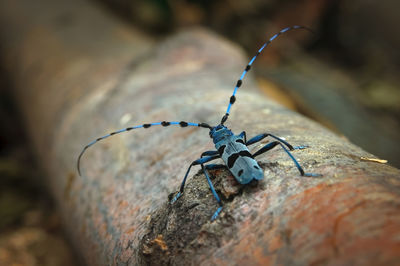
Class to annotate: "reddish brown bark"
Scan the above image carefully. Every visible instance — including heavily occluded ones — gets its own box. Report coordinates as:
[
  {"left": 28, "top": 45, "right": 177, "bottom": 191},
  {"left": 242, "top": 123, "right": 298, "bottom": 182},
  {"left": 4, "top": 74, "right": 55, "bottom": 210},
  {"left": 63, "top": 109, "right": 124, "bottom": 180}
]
[{"left": 0, "top": 0, "right": 399, "bottom": 265}]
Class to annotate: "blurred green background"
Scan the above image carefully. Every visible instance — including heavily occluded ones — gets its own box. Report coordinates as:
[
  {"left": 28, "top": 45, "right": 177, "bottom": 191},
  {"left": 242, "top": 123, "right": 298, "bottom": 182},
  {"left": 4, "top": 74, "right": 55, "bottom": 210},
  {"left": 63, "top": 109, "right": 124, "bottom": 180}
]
[{"left": 0, "top": 0, "right": 399, "bottom": 264}]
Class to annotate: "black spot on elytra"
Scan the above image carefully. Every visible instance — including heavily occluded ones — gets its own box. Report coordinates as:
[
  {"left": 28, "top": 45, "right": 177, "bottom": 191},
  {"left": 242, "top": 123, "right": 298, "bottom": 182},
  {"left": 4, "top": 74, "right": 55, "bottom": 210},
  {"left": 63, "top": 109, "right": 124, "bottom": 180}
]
[
  {"left": 217, "top": 145, "right": 226, "bottom": 155},
  {"left": 238, "top": 150, "right": 253, "bottom": 158},
  {"left": 235, "top": 139, "right": 245, "bottom": 144},
  {"left": 227, "top": 150, "right": 253, "bottom": 168},
  {"left": 227, "top": 153, "right": 239, "bottom": 168}
]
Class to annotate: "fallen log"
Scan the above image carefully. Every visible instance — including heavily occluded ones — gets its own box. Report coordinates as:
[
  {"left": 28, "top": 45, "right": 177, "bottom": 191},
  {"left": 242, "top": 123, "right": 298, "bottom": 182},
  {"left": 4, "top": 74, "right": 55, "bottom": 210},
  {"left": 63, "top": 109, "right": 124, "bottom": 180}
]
[{"left": 0, "top": 0, "right": 399, "bottom": 265}]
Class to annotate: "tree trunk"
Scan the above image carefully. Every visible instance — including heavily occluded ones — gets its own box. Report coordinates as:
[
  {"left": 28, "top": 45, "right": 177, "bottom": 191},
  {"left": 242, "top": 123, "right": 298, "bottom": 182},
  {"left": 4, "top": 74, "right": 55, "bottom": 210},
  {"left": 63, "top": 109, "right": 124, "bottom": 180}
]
[{"left": 1, "top": 0, "right": 399, "bottom": 265}]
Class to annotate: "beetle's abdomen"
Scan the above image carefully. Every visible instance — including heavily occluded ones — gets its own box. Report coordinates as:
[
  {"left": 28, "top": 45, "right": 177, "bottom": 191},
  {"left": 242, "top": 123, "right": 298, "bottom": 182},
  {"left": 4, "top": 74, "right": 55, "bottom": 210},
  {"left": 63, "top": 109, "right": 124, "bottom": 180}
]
[{"left": 216, "top": 135, "right": 264, "bottom": 184}]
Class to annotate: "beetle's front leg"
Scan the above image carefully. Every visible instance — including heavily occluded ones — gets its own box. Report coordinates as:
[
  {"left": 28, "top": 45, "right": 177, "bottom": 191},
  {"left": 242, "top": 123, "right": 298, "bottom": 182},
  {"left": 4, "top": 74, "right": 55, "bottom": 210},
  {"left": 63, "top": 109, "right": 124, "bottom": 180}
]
[{"left": 170, "top": 154, "right": 220, "bottom": 204}]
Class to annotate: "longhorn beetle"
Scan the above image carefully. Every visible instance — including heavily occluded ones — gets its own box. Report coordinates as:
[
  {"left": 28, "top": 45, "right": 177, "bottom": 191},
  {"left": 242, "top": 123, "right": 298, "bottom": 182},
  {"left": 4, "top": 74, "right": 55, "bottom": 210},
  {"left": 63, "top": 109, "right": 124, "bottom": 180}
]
[{"left": 77, "top": 25, "right": 321, "bottom": 221}]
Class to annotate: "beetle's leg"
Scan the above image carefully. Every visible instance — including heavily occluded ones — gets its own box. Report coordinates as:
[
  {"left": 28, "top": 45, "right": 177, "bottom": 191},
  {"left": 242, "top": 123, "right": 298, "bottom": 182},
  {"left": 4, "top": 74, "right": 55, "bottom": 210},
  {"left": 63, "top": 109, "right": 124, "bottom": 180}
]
[
  {"left": 201, "top": 150, "right": 219, "bottom": 157},
  {"left": 252, "top": 141, "right": 321, "bottom": 177},
  {"left": 201, "top": 163, "right": 223, "bottom": 221},
  {"left": 246, "top": 133, "right": 305, "bottom": 150},
  {"left": 204, "top": 164, "right": 225, "bottom": 170},
  {"left": 170, "top": 154, "right": 220, "bottom": 204},
  {"left": 238, "top": 131, "right": 247, "bottom": 143}
]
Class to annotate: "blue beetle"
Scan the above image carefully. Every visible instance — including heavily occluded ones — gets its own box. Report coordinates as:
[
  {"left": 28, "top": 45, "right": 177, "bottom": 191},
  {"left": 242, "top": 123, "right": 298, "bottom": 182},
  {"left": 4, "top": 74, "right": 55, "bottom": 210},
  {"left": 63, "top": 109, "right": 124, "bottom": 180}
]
[
  {"left": 77, "top": 26, "right": 320, "bottom": 221},
  {"left": 212, "top": 126, "right": 263, "bottom": 183}
]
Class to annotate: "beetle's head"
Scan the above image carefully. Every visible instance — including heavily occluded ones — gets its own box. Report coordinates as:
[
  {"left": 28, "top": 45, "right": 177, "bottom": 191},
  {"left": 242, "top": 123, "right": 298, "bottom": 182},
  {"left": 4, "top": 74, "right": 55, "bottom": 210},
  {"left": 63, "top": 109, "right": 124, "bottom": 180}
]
[{"left": 209, "top": 124, "right": 226, "bottom": 138}]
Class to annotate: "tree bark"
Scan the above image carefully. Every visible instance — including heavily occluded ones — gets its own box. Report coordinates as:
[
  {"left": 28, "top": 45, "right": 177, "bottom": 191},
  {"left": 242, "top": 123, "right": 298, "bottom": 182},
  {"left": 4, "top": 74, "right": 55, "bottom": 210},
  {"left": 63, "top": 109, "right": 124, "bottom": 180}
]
[{"left": 1, "top": 0, "right": 400, "bottom": 265}]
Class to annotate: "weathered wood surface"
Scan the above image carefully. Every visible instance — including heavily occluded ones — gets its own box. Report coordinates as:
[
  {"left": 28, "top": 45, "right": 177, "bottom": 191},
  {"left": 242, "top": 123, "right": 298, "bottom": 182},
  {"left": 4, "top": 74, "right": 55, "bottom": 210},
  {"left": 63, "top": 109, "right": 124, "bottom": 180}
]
[
  {"left": 1, "top": 0, "right": 400, "bottom": 265},
  {"left": 261, "top": 62, "right": 400, "bottom": 168}
]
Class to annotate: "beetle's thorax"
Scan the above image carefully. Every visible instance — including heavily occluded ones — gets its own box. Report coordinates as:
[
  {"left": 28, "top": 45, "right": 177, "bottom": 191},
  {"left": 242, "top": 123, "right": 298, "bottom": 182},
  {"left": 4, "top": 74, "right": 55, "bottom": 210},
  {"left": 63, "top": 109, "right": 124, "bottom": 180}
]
[{"left": 210, "top": 125, "right": 234, "bottom": 144}]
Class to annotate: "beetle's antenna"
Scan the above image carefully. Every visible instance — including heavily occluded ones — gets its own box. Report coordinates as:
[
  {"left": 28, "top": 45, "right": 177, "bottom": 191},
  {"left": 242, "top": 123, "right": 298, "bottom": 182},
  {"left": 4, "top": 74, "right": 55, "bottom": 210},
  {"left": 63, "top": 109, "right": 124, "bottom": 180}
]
[
  {"left": 220, "top": 25, "right": 313, "bottom": 125},
  {"left": 77, "top": 121, "right": 211, "bottom": 176}
]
